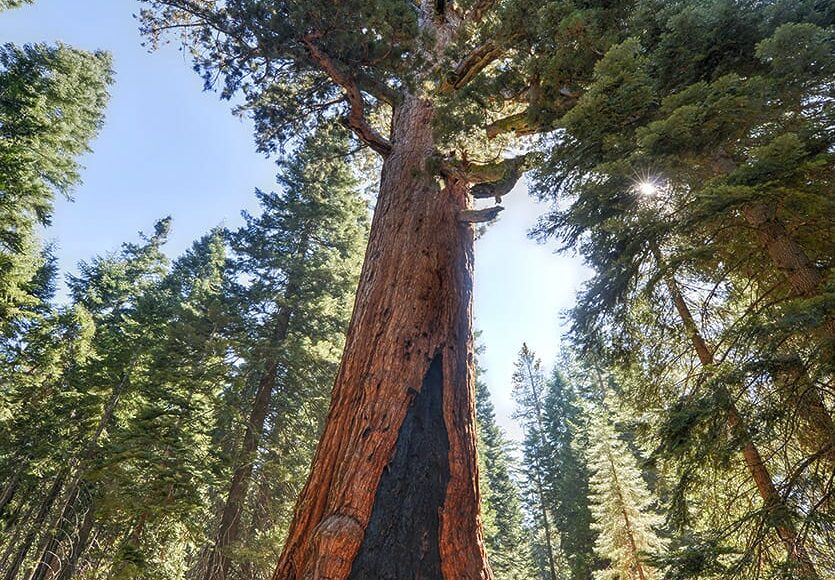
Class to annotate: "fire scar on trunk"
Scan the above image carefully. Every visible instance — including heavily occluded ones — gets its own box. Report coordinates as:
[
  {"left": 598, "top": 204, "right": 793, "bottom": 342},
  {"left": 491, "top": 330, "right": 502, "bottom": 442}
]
[{"left": 348, "top": 353, "right": 450, "bottom": 579}]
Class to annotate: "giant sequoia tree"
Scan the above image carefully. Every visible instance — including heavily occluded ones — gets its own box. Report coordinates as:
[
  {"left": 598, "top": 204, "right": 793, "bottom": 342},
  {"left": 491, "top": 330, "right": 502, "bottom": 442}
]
[
  {"left": 139, "top": 1, "right": 612, "bottom": 577},
  {"left": 203, "top": 125, "right": 368, "bottom": 579}
]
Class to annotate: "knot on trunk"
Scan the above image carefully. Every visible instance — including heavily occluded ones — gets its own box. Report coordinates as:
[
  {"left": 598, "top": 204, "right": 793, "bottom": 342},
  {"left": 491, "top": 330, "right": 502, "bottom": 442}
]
[{"left": 308, "top": 513, "right": 364, "bottom": 578}]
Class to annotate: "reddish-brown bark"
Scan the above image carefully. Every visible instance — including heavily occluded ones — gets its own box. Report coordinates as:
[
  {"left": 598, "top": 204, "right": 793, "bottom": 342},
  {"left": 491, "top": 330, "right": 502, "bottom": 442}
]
[
  {"left": 273, "top": 96, "right": 490, "bottom": 579},
  {"left": 662, "top": 267, "right": 818, "bottom": 577},
  {"left": 740, "top": 203, "right": 835, "bottom": 461}
]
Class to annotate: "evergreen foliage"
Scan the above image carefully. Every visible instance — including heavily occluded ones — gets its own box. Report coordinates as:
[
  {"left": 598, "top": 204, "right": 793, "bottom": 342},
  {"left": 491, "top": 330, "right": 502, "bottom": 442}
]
[
  {"left": 475, "top": 346, "right": 536, "bottom": 579},
  {"left": 203, "top": 124, "right": 368, "bottom": 578},
  {"left": 0, "top": 1, "right": 33, "bottom": 12},
  {"left": 0, "top": 123, "right": 368, "bottom": 577},
  {"left": 530, "top": 1, "right": 835, "bottom": 576},
  {"left": 585, "top": 408, "right": 667, "bottom": 580},
  {"left": 0, "top": 41, "right": 112, "bottom": 330},
  {"left": 1, "top": 1, "right": 833, "bottom": 578},
  {"left": 541, "top": 368, "right": 598, "bottom": 579},
  {"left": 512, "top": 344, "right": 567, "bottom": 580}
]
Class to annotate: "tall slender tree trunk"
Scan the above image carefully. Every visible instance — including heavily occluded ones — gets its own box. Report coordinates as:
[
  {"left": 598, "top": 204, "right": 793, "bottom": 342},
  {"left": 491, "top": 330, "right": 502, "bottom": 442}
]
[
  {"left": 740, "top": 203, "right": 835, "bottom": 459},
  {"left": 54, "top": 499, "right": 95, "bottom": 580},
  {"left": 0, "top": 498, "right": 37, "bottom": 572},
  {"left": 532, "top": 472, "right": 558, "bottom": 580},
  {"left": 659, "top": 259, "right": 818, "bottom": 577},
  {"left": 274, "top": 95, "right": 490, "bottom": 579},
  {"left": 29, "top": 367, "right": 133, "bottom": 580},
  {"left": 520, "top": 354, "right": 558, "bottom": 580},
  {"left": 605, "top": 453, "right": 648, "bottom": 580},
  {"left": 29, "top": 486, "right": 83, "bottom": 580},
  {"left": 3, "top": 471, "right": 66, "bottom": 580},
  {"left": 0, "top": 471, "right": 20, "bottom": 518},
  {"left": 203, "top": 306, "right": 291, "bottom": 580}
]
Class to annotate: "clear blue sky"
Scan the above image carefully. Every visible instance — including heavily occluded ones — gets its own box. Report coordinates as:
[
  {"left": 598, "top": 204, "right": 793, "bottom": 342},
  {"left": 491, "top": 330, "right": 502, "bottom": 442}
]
[{"left": 2, "top": 0, "right": 590, "bottom": 440}]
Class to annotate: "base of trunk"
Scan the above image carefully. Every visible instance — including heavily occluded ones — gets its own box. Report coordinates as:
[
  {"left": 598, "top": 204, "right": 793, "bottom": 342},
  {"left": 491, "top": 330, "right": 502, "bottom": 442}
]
[{"left": 348, "top": 354, "right": 449, "bottom": 579}]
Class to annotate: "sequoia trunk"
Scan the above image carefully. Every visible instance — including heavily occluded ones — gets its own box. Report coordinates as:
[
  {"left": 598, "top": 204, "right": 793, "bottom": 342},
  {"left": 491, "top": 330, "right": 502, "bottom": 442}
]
[{"left": 273, "top": 96, "right": 490, "bottom": 579}]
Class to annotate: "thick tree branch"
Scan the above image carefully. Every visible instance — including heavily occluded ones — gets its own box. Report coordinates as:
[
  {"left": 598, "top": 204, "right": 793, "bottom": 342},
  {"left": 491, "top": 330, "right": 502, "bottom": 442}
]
[
  {"left": 465, "top": 0, "right": 498, "bottom": 23},
  {"left": 468, "top": 155, "right": 530, "bottom": 202},
  {"left": 302, "top": 36, "right": 393, "bottom": 156},
  {"left": 458, "top": 206, "right": 504, "bottom": 223},
  {"left": 485, "top": 110, "right": 537, "bottom": 138},
  {"left": 464, "top": 154, "right": 528, "bottom": 182},
  {"left": 440, "top": 40, "right": 504, "bottom": 93},
  {"left": 355, "top": 70, "right": 401, "bottom": 106},
  {"left": 485, "top": 87, "right": 577, "bottom": 138}
]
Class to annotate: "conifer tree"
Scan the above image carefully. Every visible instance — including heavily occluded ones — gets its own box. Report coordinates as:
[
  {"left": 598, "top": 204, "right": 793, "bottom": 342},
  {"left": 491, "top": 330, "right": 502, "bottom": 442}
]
[
  {"left": 528, "top": 2, "right": 833, "bottom": 575},
  {"left": 0, "top": 219, "right": 171, "bottom": 579},
  {"left": 0, "top": 41, "right": 112, "bottom": 328},
  {"left": 475, "top": 350, "right": 535, "bottom": 579},
  {"left": 542, "top": 367, "right": 597, "bottom": 579},
  {"left": 512, "top": 344, "right": 561, "bottom": 580},
  {"left": 96, "top": 229, "right": 232, "bottom": 580},
  {"left": 202, "top": 125, "right": 368, "bottom": 579},
  {"left": 137, "top": 1, "right": 634, "bottom": 573},
  {"left": 585, "top": 409, "right": 666, "bottom": 580},
  {"left": 532, "top": 0, "right": 834, "bottom": 463}
]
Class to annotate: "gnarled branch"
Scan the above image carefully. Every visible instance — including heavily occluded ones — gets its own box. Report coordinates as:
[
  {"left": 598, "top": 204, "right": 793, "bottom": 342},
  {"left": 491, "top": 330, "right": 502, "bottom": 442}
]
[
  {"left": 485, "top": 110, "right": 537, "bottom": 138},
  {"left": 302, "top": 36, "right": 393, "bottom": 156},
  {"left": 440, "top": 40, "right": 504, "bottom": 93},
  {"left": 485, "top": 87, "right": 577, "bottom": 138},
  {"left": 465, "top": 154, "right": 529, "bottom": 183},
  {"left": 469, "top": 155, "right": 530, "bottom": 202}
]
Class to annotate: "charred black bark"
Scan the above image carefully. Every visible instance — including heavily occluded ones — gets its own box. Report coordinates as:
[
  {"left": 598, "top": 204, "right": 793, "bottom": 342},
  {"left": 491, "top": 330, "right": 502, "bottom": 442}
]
[{"left": 348, "top": 354, "right": 450, "bottom": 579}]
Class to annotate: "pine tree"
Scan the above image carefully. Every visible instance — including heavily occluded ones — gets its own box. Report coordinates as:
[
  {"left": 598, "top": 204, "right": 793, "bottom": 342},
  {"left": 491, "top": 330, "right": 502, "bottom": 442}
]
[
  {"left": 585, "top": 409, "right": 666, "bottom": 580},
  {"left": 527, "top": 2, "right": 833, "bottom": 575},
  {"left": 542, "top": 367, "right": 597, "bottom": 579},
  {"left": 0, "top": 219, "right": 172, "bottom": 579},
  {"left": 512, "top": 344, "right": 562, "bottom": 580},
  {"left": 531, "top": 0, "right": 835, "bottom": 464},
  {"left": 0, "top": 41, "right": 112, "bottom": 328},
  {"left": 98, "top": 228, "right": 232, "bottom": 580},
  {"left": 201, "top": 125, "right": 368, "bottom": 580},
  {"left": 475, "top": 348, "right": 535, "bottom": 579}
]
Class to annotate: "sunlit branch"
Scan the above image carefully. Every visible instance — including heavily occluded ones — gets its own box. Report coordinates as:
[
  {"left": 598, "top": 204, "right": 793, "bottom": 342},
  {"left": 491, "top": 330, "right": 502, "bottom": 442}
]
[
  {"left": 302, "top": 36, "right": 393, "bottom": 156},
  {"left": 466, "top": 0, "right": 498, "bottom": 23},
  {"left": 440, "top": 40, "right": 504, "bottom": 93},
  {"left": 485, "top": 110, "right": 538, "bottom": 138}
]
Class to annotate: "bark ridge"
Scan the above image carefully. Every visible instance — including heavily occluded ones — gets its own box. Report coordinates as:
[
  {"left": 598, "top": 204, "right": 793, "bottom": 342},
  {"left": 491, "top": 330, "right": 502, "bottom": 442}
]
[{"left": 348, "top": 353, "right": 450, "bottom": 579}]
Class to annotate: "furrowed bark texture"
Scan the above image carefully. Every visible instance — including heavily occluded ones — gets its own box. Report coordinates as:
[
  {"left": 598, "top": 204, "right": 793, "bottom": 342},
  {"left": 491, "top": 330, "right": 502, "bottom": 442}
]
[
  {"left": 347, "top": 353, "right": 449, "bottom": 578},
  {"left": 273, "top": 96, "right": 490, "bottom": 579}
]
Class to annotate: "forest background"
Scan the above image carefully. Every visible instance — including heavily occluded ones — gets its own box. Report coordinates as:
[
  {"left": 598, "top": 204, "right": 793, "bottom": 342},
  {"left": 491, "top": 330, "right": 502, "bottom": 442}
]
[
  {"left": 1, "top": 0, "right": 832, "bottom": 578},
  {"left": 0, "top": 0, "right": 587, "bottom": 440}
]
